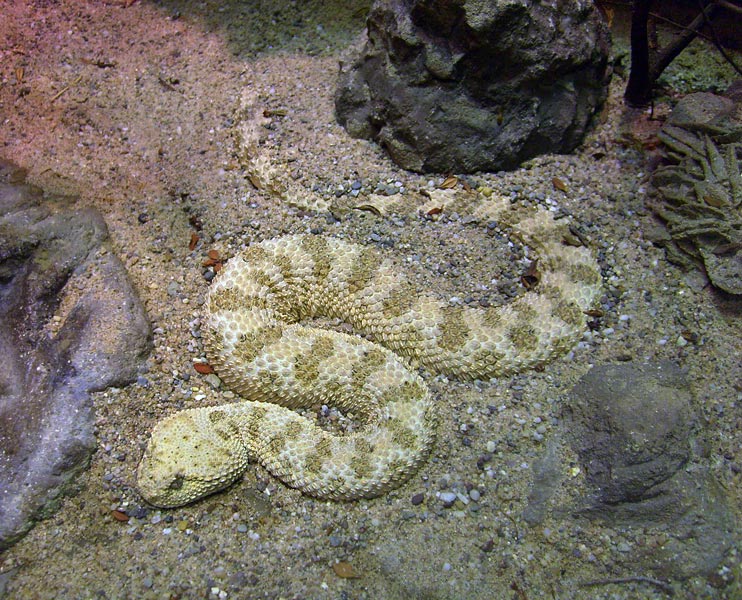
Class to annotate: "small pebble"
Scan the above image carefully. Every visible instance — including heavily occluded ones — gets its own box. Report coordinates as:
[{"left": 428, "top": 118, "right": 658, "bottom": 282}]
[
  {"left": 130, "top": 506, "right": 149, "bottom": 520},
  {"left": 204, "top": 373, "right": 221, "bottom": 389},
  {"left": 411, "top": 492, "right": 425, "bottom": 506},
  {"left": 439, "top": 492, "right": 457, "bottom": 507}
]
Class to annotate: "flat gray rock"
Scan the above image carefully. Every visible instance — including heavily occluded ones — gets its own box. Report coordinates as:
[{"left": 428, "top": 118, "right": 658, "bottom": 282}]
[
  {"left": 0, "top": 163, "right": 152, "bottom": 550},
  {"left": 564, "top": 361, "right": 694, "bottom": 508},
  {"left": 525, "top": 362, "right": 736, "bottom": 579}
]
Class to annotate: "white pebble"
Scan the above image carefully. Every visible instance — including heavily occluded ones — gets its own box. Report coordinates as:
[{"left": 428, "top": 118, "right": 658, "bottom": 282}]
[{"left": 439, "top": 492, "right": 457, "bottom": 505}]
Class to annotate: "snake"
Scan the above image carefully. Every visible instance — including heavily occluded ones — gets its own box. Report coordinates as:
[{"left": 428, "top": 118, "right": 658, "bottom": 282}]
[{"left": 136, "top": 195, "right": 601, "bottom": 507}]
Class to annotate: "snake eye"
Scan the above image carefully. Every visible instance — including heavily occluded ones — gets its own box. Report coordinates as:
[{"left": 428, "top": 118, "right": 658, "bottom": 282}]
[{"left": 168, "top": 474, "right": 185, "bottom": 490}]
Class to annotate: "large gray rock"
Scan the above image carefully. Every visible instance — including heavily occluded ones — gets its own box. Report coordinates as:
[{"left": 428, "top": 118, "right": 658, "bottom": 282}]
[
  {"left": 525, "top": 362, "right": 736, "bottom": 580},
  {"left": 0, "top": 163, "right": 152, "bottom": 549},
  {"left": 335, "top": 0, "right": 611, "bottom": 173},
  {"left": 564, "top": 361, "right": 694, "bottom": 509}
]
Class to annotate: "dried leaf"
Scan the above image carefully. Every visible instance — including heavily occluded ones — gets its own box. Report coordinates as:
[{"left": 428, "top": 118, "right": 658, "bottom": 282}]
[
  {"left": 564, "top": 225, "right": 588, "bottom": 247},
  {"left": 15, "top": 67, "right": 24, "bottom": 84},
  {"left": 419, "top": 189, "right": 457, "bottom": 217},
  {"left": 332, "top": 561, "right": 360, "bottom": 579},
  {"left": 189, "top": 232, "right": 199, "bottom": 251},
  {"left": 353, "top": 194, "right": 399, "bottom": 217},
  {"left": 440, "top": 175, "right": 458, "bottom": 189},
  {"left": 680, "top": 329, "right": 699, "bottom": 343},
  {"left": 521, "top": 259, "right": 540, "bottom": 289},
  {"left": 552, "top": 177, "right": 568, "bottom": 193},
  {"left": 604, "top": 6, "right": 614, "bottom": 27},
  {"left": 703, "top": 194, "right": 725, "bottom": 208},
  {"left": 353, "top": 203, "right": 382, "bottom": 217},
  {"left": 194, "top": 362, "right": 214, "bottom": 374}
]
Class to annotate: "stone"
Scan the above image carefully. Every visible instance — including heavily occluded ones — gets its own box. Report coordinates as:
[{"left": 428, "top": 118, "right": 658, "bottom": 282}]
[
  {"left": 335, "top": 0, "right": 611, "bottom": 173},
  {"left": 0, "top": 162, "right": 152, "bottom": 550},
  {"left": 525, "top": 362, "right": 735, "bottom": 579},
  {"left": 564, "top": 361, "right": 695, "bottom": 507}
]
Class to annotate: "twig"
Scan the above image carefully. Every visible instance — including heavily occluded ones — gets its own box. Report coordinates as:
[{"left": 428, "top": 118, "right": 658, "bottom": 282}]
[
  {"left": 650, "top": 1, "right": 719, "bottom": 81},
  {"left": 50, "top": 75, "right": 83, "bottom": 103},
  {"left": 580, "top": 575, "right": 675, "bottom": 596},
  {"left": 711, "top": 0, "right": 742, "bottom": 15},
  {"left": 697, "top": 0, "right": 742, "bottom": 76}
]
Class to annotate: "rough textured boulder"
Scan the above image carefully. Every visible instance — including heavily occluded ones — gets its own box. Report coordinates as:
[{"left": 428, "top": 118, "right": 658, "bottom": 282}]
[
  {"left": 335, "top": 0, "right": 611, "bottom": 173},
  {"left": 0, "top": 163, "right": 152, "bottom": 549},
  {"left": 525, "top": 362, "right": 736, "bottom": 579},
  {"left": 565, "top": 361, "right": 694, "bottom": 508}
]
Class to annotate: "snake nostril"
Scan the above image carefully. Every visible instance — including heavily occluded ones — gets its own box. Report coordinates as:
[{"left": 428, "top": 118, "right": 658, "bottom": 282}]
[{"left": 168, "top": 474, "right": 185, "bottom": 490}]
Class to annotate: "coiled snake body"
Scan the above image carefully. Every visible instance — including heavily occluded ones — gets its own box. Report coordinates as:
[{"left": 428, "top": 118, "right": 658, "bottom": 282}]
[{"left": 137, "top": 197, "right": 601, "bottom": 507}]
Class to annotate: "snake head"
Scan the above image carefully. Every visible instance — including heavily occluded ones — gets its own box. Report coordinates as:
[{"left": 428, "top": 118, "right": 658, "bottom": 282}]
[{"left": 137, "top": 408, "right": 250, "bottom": 508}]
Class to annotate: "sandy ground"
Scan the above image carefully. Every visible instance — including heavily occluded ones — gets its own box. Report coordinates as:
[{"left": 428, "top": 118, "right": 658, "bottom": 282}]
[{"left": 1, "top": 1, "right": 740, "bottom": 599}]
